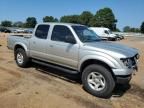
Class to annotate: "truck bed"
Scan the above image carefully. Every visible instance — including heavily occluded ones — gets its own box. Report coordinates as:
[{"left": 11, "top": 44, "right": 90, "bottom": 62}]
[
  {"left": 10, "top": 33, "right": 32, "bottom": 37},
  {"left": 7, "top": 34, "right": 31, "bottom": 50}
]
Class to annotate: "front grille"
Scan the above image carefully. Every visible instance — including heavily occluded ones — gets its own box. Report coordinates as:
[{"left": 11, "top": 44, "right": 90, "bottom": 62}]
[
  {"left": 131, "top": 57, "right": 136, "bottom": 66},
  {"left": 130, "top": 54, "right": 139, "bottom": 66}
]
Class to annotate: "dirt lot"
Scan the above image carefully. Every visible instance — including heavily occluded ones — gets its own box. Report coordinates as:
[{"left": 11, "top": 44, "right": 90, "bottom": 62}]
[{"left": 0, "top": 33, "right": 144, "bottom": 108}]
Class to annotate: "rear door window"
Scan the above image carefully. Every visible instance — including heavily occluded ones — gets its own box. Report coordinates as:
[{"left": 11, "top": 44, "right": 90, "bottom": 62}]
[{"left": 35, "top": 25, "right": 50, "bottom": 39}]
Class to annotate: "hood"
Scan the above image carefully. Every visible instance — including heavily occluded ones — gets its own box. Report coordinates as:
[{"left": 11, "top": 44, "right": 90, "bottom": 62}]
[
  {"left": 82, "top": 41, "right": 138, "bottom": 58},
  {"left": 109, "top": 34, "right": 116, "bottom": 37}
]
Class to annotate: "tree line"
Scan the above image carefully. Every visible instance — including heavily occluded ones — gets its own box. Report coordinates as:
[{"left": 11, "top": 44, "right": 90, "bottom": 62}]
[
  {"left": 0, "top": 7, "right": 144, "bottom": 33},
  {"left": 0, "top": 8, "right": 117, "bottom": 30},
  {"left": 0, "top": 17, "right": 37, "bottom": 28},
  {"left": 123, "top": 25, "right": 144, "bottom": 33}
]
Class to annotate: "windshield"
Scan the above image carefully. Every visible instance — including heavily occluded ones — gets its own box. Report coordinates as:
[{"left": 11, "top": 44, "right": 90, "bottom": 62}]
[
  {"left": 108, "top": 30, "right": 112, "bottom": 34},
  {"left": 72, "top": 26, "right": 101, "bottom": 42}
]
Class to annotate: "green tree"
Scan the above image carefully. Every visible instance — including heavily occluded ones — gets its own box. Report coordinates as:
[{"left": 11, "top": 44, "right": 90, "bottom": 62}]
[
  {"left": 90, "top": 8, "right": 117, "bottom": 30},
  {"left": 43, "top": 16, "right": 58, "bottom": 22},
  {"left": 115, "top": 28, "right": 121, "bottom": 32},
  {"left": 60, "top": 16, "right": 70, "bottom": 23},
  {"left": 60, "top": 15, "right": 80, "bottom": 24},
  {"left": 130, "top": 28, "right": 140, "bottom": 33},
  {"left": 140, "top": 22, "right": 144, "bottom": 33},
  {"left": 123, "top": 26, "right": 140, "bottom": 32},
  {"left": 135, "top": 28, "right": 140, "bottom": 33},
  {"left": 54, "top": 18, "right": 59, "bottom": 22},
  {"left": 24, "top": 17, "right": 37, "bottom": 28},
  {"left": 130, "top": 28, "right": 135, "bottom": 32},
  {"left": 1, "top": 20, "right": 12, "bottom": 27},
  {"left": 123, "top": 26, "right": 131, "bottom": 32},
  {"left": 13, "top": 21, "right": 24, "bottom": 27},
  {"left": 79, "top": 11, "right": 93, "bottom": 26}
]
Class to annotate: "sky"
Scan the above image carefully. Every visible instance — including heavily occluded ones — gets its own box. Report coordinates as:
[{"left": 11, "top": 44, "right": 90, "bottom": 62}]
[{"left": 0, "top": 0, "right": 144, "bottom": 30}]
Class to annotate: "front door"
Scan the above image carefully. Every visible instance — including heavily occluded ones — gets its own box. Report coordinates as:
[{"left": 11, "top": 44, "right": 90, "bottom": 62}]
[{"left": 47, "top": 25, "right": 79, "bottom": 69}]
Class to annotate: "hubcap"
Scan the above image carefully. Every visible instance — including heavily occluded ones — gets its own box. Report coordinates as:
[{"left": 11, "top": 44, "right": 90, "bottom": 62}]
[
  {"left": 17, "top": 53, "right": 24, "bottom": 64},
  {"left": 87, "top": 72, "right": 106, "bottom": 91}
]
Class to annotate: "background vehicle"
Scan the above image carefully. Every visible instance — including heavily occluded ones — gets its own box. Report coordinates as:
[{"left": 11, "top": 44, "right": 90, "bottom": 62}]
[
  {"left": 89, "top": 27, "right": 118, "bottom": 41},
  {"left": 14, "top": 28, "right": 25, "bottom": 33},
  {"left": 115, "top": 33, "right": 125, "bottom": 40},
  {"left": 7, "top": 23, "right": 139, "bottom": 98},
  {"left": 24, "top": 29, "right": 33, "bottom": 34},
  {"left": 0, "top": 27, "right": 11, "bottom": 33}
]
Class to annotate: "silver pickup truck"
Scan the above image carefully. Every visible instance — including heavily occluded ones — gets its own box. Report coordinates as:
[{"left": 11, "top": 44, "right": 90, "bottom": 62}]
[{"left": 7, "top": 23, "right": 139, "bottom": 98}]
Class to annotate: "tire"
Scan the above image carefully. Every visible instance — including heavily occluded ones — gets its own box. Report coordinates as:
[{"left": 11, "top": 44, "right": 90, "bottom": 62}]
[
  {"left": 15, "top": 48, "right": 30, "bottom": 68},
  {"left": 116, "top": 38, "right": 120, "bottom": 41},
  {"left": 82, "top": 64, "right": 115, "bottom": 98},
  {"left": 107, "top": 37, "right": 112, "bottom": 41},
  {"left": 108, "top": 37, "right": 114, "bottom": 41}
]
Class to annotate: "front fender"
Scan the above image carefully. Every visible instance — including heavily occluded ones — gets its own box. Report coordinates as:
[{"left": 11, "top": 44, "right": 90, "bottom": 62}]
[{"left": 78, "top": 55, "right": 121, "bottom": 72}]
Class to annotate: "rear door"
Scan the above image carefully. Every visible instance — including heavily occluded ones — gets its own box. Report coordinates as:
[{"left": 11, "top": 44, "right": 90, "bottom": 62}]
[{"left": 29, "top": 24, "right": 50, "bottom": 60}]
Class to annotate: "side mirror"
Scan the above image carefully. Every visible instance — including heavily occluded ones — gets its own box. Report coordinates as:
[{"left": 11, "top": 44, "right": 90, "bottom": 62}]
[
  {"left": 104, "top": 31, "right": 109, "bottom": 35},
  {"left": 65, "top": 35, "right": 76, "bottom": 44}
]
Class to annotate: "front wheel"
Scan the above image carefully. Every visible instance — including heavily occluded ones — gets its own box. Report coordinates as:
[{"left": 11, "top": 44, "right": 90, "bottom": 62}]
[
  {"left": 82, "top": 64, "right": 115, "bottom": 98},
  {"left": 15, "top": 48, "right": 30, "bottom": 68}
]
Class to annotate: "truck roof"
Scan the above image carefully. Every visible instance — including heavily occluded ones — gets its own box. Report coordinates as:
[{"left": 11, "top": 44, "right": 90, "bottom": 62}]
[
  {"left": 89, "top": 27, "right": 109, "bottom": 30},
  {"left": 37, "top": 22, "right": 84, "bottom": 26}
]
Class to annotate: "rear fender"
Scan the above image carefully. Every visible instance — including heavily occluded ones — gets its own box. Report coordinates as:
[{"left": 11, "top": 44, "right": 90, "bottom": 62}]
[{"left": 14, "top": 42, "right": 29, "bottom": 56}]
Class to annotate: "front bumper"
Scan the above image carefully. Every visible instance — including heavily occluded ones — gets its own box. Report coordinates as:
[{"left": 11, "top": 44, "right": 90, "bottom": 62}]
[
  {"left": 116, "top": 75, "right": 132, "bottom": 84},
  {"left": 112, "top": 66, "right": 137, "bottom": 84},
  {"left": 112, "top": 67, "right": 136, "bottom": 76}
]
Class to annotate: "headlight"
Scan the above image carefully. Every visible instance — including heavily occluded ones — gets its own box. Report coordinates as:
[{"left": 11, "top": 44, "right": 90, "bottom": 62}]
[
  {"left": 135, "top": 54, "right": 140, "bottom": 59},
  {"left": 121, "top": 58, "right": 132, "bottom": 68}
]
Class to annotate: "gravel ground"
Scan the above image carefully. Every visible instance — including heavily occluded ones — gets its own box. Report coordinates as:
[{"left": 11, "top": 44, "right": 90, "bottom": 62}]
[{"left": 0, "top": 33, "right": 144, "bottom": 108}]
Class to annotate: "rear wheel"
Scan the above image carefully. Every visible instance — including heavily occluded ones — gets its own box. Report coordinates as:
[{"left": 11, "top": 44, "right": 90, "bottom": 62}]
[
  {"left": 115, "top": 38, "right": 120, "bottom": 41},
  {"left": 82, "top": 64, "right": 115, "bottom": 98},
  {"left": 108, "top": 37, "right": 114, "bottom": 41},
  {"left": 15, "top": 48, "right": 30, "bottom": 68}
]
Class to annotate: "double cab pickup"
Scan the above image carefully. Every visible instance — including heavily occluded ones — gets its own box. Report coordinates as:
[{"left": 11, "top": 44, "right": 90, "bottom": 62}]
[{"left": 7, "top": 23, "right": 139, "bottom": 98}]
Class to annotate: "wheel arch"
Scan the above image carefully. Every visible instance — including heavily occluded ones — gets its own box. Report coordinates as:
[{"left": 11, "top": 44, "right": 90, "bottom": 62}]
[
  {"left": 14, "top": 43, "right": 28, "bottom": 55},
  {"left": 14, "top": 43, "right": 29, "bottom": 59},
  {"left": 79, "top": 59, "right": 116, "bottom": 80}
]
